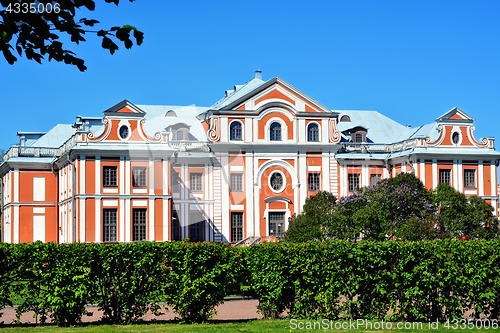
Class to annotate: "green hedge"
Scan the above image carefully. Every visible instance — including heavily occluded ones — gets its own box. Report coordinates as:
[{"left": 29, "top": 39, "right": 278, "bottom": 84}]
[{"left": 0, "top": 240, "right": 499, "bottom": 325}]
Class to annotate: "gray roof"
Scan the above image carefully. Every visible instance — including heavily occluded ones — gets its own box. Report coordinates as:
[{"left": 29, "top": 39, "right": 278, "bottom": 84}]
[
  {"left": 336, "top": 110, "right": 414, "bottom": 143},
  {"left": 137, "top": 105, "right": 209, "bottom": 142},
  {"left": 210, "top": 77, "right": 265, "bottom": 110},
  {"left": 30, "top": 124, "right": 73, "bottom": 148}
]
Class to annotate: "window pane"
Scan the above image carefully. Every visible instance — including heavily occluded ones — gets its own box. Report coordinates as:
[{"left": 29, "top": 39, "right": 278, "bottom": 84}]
[
  {"left": 172, "top": 172, "right": 180, "bottom": 192},
  {"left": 348, "top": 173, "right": 360, "bottom": 192},
  {"left": 231, "top": 212, "right": 243, "bottom": 242},
  {"left": 103, "top": 166, "right": 117, "bottom": 187},
  {"left": 132, "top": 167, "right": 147, "bottom": 187},
  {"left": 370, "top": 174, "right": 382, "bottom": 186},
  {"left": 464, "top": 169, "right": 476, "bottom": 188},
  {"left": 231, "top": 173, "right": 243, "bottom": 192},
  {"left": 268, "top": 212, "right": 285, "bottom": 237},
  {"left": 439, "top": 169, "right": 451, "bottom": 185},
  {"left": 190, "top": 173, "right": 203, "bottom": 191},
  {"left": 176, "top": 131, "right": 184, "bottom": 140},
  {"left": 171, "top": 211, "right": 180, "bottom": 241},
  {"left": 189, "top": 212, "right": 204, "bottom": 242},
  {"left": 308, "top": 172, "right": 320, "bottom": 191},
  {"left": 307, "top": 124, "right": 319, "bottom": 142},
  {"left": 103, "top": 209, "right": 117, "bottom": 242},
  {"left": 133, "top": 208, "right": 147, "bottom": 241},
  {"left": 230, "top": 122, "right": 242, "bottom": 140},
  {"left": 270, "top": 122, "right": 281, "bottom": 141}
]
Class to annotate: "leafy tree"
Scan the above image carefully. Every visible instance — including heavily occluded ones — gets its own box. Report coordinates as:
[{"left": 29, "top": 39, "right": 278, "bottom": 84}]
[
  {"left": 324, "top": 191, "right": 367, "bottom": 241},
  {"left": 0, "top": 0, "right": 143, "bottom": 71},
  {"left": 284, "top": 191, "right": 336, "bottom": 243},
  {"left": 434, "top": 183, "right": 498, "bottom": 239}
]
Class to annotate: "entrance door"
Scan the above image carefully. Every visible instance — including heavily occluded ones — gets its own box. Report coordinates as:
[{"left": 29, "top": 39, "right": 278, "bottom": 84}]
[{"left": 268, "top": 212, "right": 285, "bottom": 237}]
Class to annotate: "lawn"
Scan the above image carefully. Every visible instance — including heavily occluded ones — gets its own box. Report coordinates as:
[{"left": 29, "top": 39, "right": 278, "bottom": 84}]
[{"left": 1, "top": 319, "right": 498, "bottom": 332}]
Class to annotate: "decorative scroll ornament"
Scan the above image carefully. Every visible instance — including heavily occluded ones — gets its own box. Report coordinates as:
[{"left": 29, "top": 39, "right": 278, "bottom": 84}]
[
  {"left": 330, "top": 119, "right": 341, "bottom": 143},
  {"left": 425, "top": 124, "right": 444, "bottom": 146},
  {"left": 88, "top": 118, "right": 109, "bottom": 141},
  {"left": 139, "top": 118, "right": 162, "bottom": 143},
  {"left": 208, "top": 117, "right": 220, "bottom": 142},
  {"left": 467, "top": 125, "right": 490, "bottom": 147}
]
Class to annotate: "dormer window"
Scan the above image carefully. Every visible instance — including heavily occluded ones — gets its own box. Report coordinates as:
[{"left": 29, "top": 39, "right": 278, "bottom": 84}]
[
  {"left": 176, "top": 131, "right": 184, "bottom": 141},
  {"left": 230, "top": 121, "right": 242, "bottom": 141},
  {"left": 307, "top": 123, "right": 319, "bottom": 142},
  {"left": 350, "top": 127, "right": 367, "bottom": 143},
  {"left": 340, "top": 115, "right": 351, "bottom": 122},
  {"left": 270, "top": 122, "right": 281, "bottom": 141},
  {"left": 166, "top": 110, "right": 177, "bottom": 117},
  {"left": 167, "top": 123, "right": 191, "bottom": 142}
]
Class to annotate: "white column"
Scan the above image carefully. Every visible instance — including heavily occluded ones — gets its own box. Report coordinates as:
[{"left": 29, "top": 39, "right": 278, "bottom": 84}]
[
  {"left": 125, "top": 199, "right": 131, "bottom": 242},
  {"left": 245, "top": 152, "right": 254, "bottom": 237},
  {"left": 254, "top": 184, "right": 260, "bottom": 236},
  {"left": 149, "top": 199, "right": 155, "bottom": 241},
  {"left": 119, "top": 198, "right": 125, "bottom": 242},
  {"left": 420, "top": 159, "right": 425, "bottom": 186},
  {"left": 125, "top": 158, "right": 131, "bottom": 195},
  {"left": 362, "top": 164, "right": 369, "bottom": 187},
  {"left": 478, "top": 161, "right": 484, "bottom": 196},
  {"left": 453, "top": 160, "right": 459, "bottom": 190},
  {"left": 491, "top": 162, "right": 496, "bottom": 199},
  {"left": 432, "top": 159, "right": 438, "bottom": 189},
  {"left": 221, "top": 154, "right": 230, "bottom": 242},
  {"left": 95, "top": 157, "right": 101, "bottom": 195},
  {"left": 95, "top": 199, "right": 101, "bottom": 242},
  {"left": 322, "top": 152, "right": 330, "bottom": 191},
  {"left": 119, "top": 157, "right": 125, "bottom": 195},
  {"left": 149, "top": 159, "right": 155, "bottom": 195},
  {"left": 13, "top": 205, "right": 19, "bottom": 244},
  {"left": 162, "top": 160, "right": 169, "bottom": 241},
  {"left": 80, "top": 199, "right": 86, "bottom": 242}
]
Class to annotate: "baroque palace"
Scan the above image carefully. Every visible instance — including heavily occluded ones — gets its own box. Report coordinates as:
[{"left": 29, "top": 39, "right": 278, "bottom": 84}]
[{"left": 1, "top": 71, "right": 499, "bottom": 244}]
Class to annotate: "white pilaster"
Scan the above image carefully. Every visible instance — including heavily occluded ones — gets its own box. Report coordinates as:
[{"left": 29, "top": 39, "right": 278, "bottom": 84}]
[
  {"left": 119, "top": 157, "right": 125, "bottom": 195},
  {"left": 125, "top": 158, "right": 131, "bottom": 195},
  {"left": 80, "top": 199, "right": 86, "bottom": 242},
  {"left": 95, "top": 199, "right": 101, "bottom": 242},
  {"left": 149, "top": 159, "right": 155, "bottom": 195},
  {"left": 13, "top": 205, "right": 19, "bottom": 244},
  {"left": 245, "top": 152, "right": 254, "bottom": 237},
  {"left": 299, "top": 151, "right": 307, "bottom": 209},
  {"left": 119, "top": 198, "right": 125, "bottom": 242},
  {"left": 95, "top": 157, "right": 101, "bottom": 195},
  {"left": 478, "top": 161, "right": 484, "bottom": 196},
  {"left": 420, "top": 159, "right": 425, "bottom": 186},
  {"left": 221, "top": 154, "right": 230, "bottom": 242},
  {"left": 453, "top": 160, "right": 459, "bottom": 190},
  {"left": 432, "top": 159, "right": 437, "bottom": 189},
  {"left": 322, "top": 152, "right": 330, "bottom": 191},
  {"left": 125, "top": 199, "right": 131, "bottom": 242},
  {"left": 149, "top": 198, "right": 155, "bottom": 241}
]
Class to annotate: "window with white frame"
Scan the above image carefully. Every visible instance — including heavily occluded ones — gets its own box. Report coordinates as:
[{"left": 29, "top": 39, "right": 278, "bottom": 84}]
[
  {"left": 132, "top": 167, "right": 147, "bottom": 187},
  {"left": 439, "top": 169, "right": 451, "bottom": 185},
  {"left": 132, "top": 208, "right": 147, "bottom": 241},
  {"left": 103, "top": 209, "right": 117, "bottom": 242},
  {"left": 308, "top": 172, "right": 320, "bottom": 191},
  {"left": 103, "top": 166, "right": 117, "bottom": 187},
  {"left": 307, "top": 123, "right": 319, "bottom": 142},
  {"left": 231, "top": 212, "right": 243, "bottom": 243},
  {"left": 348, "top": 173, "right": 360, "bottom": 192},
  {"left": 270, "top": 122, "right": 281, "bottom": 141},
  {"left": 230, "top": 173, "right": 243, "bottom": 192},
  {"left": 190, "top": 172, "right": 203, "bottom": 191},
  {"left": 464, "top": 169, "right": 476, "bottom": 188},
  {"left": 230, "top": 121, "right": 242, "bottom": 141},
  {"left": 176, "top": 130, "right": 184, "bottom": 140}
]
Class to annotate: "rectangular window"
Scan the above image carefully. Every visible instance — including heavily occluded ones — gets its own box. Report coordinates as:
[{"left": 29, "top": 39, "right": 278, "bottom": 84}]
[
  {"left": 464, "top": 169, "right": 476, "bottom": 188},
  {"left": 370, "top": 174, "right": 382, "bottom": 186},
  {"left": 268, "top": 212, "right": 285, "bottom": 237},
  {"left": 132, "top": 167, "right": 147, "bottom": 187},
  {"left": 103, "top": 166, "right": 117, "bottom": 187},
  {"left": 103, "top": 209, "right": 117, "bottom": 242},
  {"left": 348, "top": 173, "right": 360, "bottom": 192},
  {"left": 231, "top": 212, "right": 244, "bottom": 243},
  {"left": 308, "top": 173, "right": 320, "bottom": 191},
  {"left": 172, "top": 171, "right": 180, "bottom": 192},
  {"left": 189, "top": 212, "right": 204, "bottom": 242},
  {"left": 133, "top": 208, "right": 147, "bottom": 241},
  {"left": 439, "top": 169, "right": 451, "bottom": 185},
  {"left": 230, "top": 173, "right": 243, "bottom": 192},
  {"left": 190, "top": 172, "right": 203, "bottom": 191}
]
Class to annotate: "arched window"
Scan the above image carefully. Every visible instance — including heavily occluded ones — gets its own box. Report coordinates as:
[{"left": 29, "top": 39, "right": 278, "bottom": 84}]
[
  {"left": 340, "top": 115, "right": 351, "bottom": 122},
  {"left": 176, "top": 131, "right": 184, "bottom": 141},
  {"left": 230, "top": 122, "right": 242, "bottom": 141},
  {"left": 270, "top": 122, "right": 281, "bottom": 141},
  {"left": 307, "top": 123, "right": 319, "bottom": 142}
]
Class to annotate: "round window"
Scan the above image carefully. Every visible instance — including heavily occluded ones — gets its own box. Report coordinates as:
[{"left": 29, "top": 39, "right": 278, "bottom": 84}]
[
  {"left": 119, "top": 125, "right": 129, "bottom": 139},
  {"left": 452, "top": 132, "right": 460, "bottom": 144},
  {"left": 270, "top": 172, "right": 284, "bottom": 192}
]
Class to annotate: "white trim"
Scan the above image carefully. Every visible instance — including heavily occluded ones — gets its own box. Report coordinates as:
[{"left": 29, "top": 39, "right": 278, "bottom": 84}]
[
  {"left": 33, "top": 215, "right": 45, "bottom": 242},
  {"left": 420, "top": 159, "right": 425, "bottom": 186},
  {"left": 95, "top": 157, "right": 101, "bottom": 195},
  {"left": 322, "top": 153, "right": 329, "bottom": 192},
  {"left": 132, "top": 200, "right": 148, "bottom": 207},
  {"left": 149, "top": 160, "right": 155, "bottom": 195},
  {"left": 125, "top": 158, "right": 131, "bottom": 195},
  {"left": 465, "top": 190, "right": 477, "bottom": 195},
  {"left": 33, "top": 207, "right": 45, "bottom": 214},
  {"left": 13, "top": 205, "right": 19, "bottom": 244},
  {"left": 13, "top": 168, "right": 19, "bottom": 202},
  {"left": 103, "top": 188, "right": 118, "bottom": 194},
  {"left": 478, "top": 161, "right": 484, "bottom": 196},
  {"left": 453, "top": 160, "right": 459, "bottom": 190},
  {"left": 119, "top": 157, "right": 124, "bottom": 195},
  {"left": 265, "top": 117, "right": 288, "bottom": 143},
  {"left": 125, "top": 199, "right": 131, "bottom": 242},
  {"left": 117, "top": 120, "right": 131, "bottom": 141},
  {"left": 230, "top": 165, "right": 244, "bottom": 172},
  {"left": 231, "top": 204, "right": 244, "bottom": 210},
  {"left": 163, "top": 198, "right": 169, "bottom": 241},
  {"left": 491, "top": 162, "right": 496, "bottom": 200},
  {"left": 307, "top": 165, "right": 321, "bottom": 172},
  {"left": 221, "top": 155, "right": 230, "bottom": 242},
  {"left": 432, "top": 159, "right": 437, "bottom": 189},
  {"left": 80, "top": 199, "right": 86, "bottom": 242},
  {"left": 33, "top": 177, "right": 45, "bottom": 201},
  {"left": 245, "top": 152, "right": 254, "bottom": 237},
  {"left": 149, "top": 199, "right": 155, "bottom": 241},
  {"left": 268, "top": 170, "right": 287, "bottom": 194},
  {"left": 306, "top": 121, "right": 321, "bottom": 143},
  {"left": 95, "top": 199, "right": 101, "bottom": 242},
  {"left": 132, "top": 188, "right": 148, "bottom": 194},
  {"left": 103, "top": 199, "right": 118, "bottom": 207}
]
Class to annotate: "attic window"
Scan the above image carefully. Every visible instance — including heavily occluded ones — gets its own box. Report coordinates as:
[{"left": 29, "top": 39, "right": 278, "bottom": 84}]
[
  {"left": 350, "top": 127, "right": 367, "bottom": 143},
  {"left": 166, "top": 110, "right": 177, "bottom": 117},
  {"left": 340, "top": 115, "right": 351, "bottom": 122}
]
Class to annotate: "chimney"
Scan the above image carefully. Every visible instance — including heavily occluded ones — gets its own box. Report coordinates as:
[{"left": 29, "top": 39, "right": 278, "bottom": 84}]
[{"left": 255, "top": 70, "right": 262, "bottom": 80}]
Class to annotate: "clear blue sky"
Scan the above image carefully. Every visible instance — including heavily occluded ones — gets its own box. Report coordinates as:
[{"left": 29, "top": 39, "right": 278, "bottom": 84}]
[{"left": 1, "top": 0, "right": 499, "bottom": 155}]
